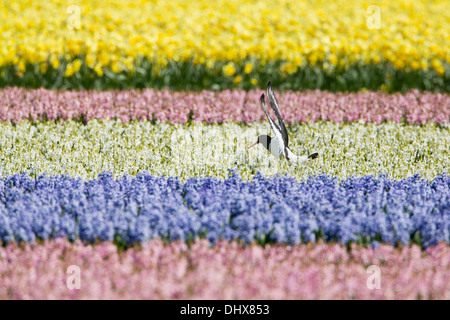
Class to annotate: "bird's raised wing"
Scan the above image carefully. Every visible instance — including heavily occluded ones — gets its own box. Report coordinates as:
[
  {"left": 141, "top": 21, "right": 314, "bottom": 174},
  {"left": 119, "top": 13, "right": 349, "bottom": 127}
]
[
  {"left": 266, "top": 81, "right": 289, "bottom": 149},
  {"left": 260, "top": 93, "right": 287, "bottom": 159}
]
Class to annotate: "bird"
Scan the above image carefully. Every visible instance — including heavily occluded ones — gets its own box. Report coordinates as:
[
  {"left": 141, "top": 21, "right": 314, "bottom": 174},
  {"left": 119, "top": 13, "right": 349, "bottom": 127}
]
[{"left": 248, "top": 81, "right": 319, "bottom": 163}]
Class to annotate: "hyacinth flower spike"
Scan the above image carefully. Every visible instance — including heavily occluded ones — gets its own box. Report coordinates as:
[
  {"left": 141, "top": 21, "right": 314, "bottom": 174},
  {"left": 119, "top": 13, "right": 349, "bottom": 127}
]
[{"left": 248, "top": 81, "right": 318, "bottom": 163}]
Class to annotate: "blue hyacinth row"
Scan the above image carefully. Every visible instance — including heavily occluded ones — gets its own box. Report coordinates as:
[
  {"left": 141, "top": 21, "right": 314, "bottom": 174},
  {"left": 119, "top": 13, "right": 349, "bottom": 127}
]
[{"left": 0, "top": 171, "right": 448, "bottom": 248}]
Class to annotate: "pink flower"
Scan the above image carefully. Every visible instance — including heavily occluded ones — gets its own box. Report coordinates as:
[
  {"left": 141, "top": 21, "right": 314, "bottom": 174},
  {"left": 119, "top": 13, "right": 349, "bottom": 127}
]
[
  {"left": 0, "top": 239, "right": 449, "bottom": 299},
  {"left": 0, "top": 87, "right": 448, "bottom": 124}
]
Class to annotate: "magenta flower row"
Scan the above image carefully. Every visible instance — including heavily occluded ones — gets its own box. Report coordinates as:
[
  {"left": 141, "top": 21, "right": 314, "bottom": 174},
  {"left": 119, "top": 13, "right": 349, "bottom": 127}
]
[
  {"left": 1, "top": 239, "right": 448, "bottom": 299},
  {"left": 0, "top": 87, "right": 448, "bottom": 124}
]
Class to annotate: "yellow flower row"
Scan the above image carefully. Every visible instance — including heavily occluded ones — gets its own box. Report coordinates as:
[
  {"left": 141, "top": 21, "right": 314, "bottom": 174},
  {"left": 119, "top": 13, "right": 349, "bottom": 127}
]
[{"left": 0, "top": 0, "right": 448, "bottom": 76}]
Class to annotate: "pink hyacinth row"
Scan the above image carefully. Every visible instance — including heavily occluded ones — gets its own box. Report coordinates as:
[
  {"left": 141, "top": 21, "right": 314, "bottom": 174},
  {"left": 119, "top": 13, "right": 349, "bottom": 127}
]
[
  {"left": 0, "top": 239, "right": 448, "bottom": 299},
  {"left": 0, "top": 87, "right": 448, "bottom": 124}
]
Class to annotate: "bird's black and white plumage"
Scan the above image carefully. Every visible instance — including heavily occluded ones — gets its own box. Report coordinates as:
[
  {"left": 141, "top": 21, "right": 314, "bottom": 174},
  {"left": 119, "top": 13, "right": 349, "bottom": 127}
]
[{"left": 248, "top": 82, "right": 318, "bottom": 163}]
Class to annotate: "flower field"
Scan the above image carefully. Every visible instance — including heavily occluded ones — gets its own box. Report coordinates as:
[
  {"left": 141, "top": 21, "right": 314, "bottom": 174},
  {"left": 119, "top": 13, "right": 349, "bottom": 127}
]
[
  {"left": 1, "top": 0, "right": 449, "bottom": 301},
  {"left": 0, "top": 89, "right": 448, "bottom": 299},
  {"left": 1, "top": 87, "right": 449, "bottom": 124},
  {"left": 0, "top": 171, "right": 449, "bottom": 247},
  {"left": 0, "top": 117, "right": 448, "bottom": 180},
  {"left": 1, "top": 240, "right": 449, "bottom": 299},
  {"left": 0, "top": 0, "right": 449, "bottom": 91}
]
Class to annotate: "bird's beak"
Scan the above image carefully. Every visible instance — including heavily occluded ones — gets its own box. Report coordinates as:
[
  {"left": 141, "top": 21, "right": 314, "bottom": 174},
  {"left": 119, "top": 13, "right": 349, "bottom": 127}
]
[{"left": 247, "top": 141, "right": 258, "bottom": 149}]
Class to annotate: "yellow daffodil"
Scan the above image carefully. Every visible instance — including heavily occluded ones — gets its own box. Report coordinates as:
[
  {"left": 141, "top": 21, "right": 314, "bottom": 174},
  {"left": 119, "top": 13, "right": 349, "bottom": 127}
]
[
  {"left": 244, "top": 63, "right": 253, "bottom": 74},
  {"left": 65, "top": 64, "right": 74, "bottom": 77},
  {"left": 94, "top": 63, "right": 104, "bottom": 76},
  {"left": 233, "top": 75, "right": 242, "bottom": 84},
  {"left": 223, "top": 63, "right": 236, "bottom": 77},
  {"left": 72, "top": 59, "right": 82, "bottom": 73}
]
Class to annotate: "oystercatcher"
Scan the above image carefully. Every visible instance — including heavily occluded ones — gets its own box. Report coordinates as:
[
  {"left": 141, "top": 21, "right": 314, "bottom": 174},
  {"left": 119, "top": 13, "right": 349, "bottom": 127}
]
[{"left": 248, "top": 82, "right": 319, "bottom": 163}]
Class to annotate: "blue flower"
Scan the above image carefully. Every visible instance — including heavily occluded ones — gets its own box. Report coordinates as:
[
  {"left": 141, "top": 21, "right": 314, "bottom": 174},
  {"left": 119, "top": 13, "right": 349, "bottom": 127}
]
[{"left": 0, "top": 171, "right": 447, "bottom": 248}]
